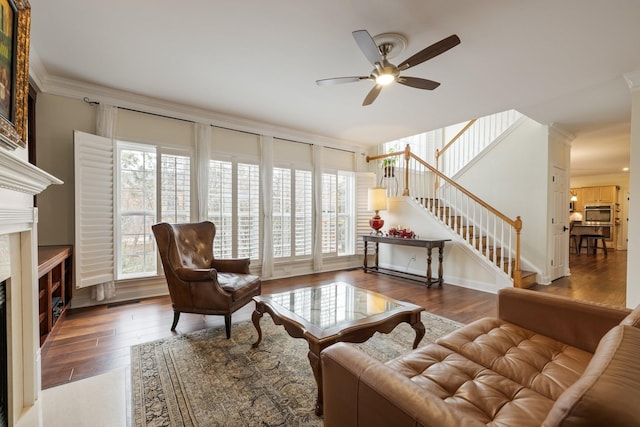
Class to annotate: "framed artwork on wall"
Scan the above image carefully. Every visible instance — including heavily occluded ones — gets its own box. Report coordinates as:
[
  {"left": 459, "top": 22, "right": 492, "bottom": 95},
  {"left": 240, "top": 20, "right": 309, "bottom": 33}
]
[{"left": 0, "top": 0, "right": 29, "bottom": 150}]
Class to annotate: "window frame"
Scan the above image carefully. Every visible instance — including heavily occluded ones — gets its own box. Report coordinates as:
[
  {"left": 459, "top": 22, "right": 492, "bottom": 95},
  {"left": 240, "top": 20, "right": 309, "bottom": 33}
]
[
  {"left": 115, "top": 141, "right": 194, "bottom": 281},
  {"left": 321, "top": 169, "right": 356, "bottom": 257},
  {"left": 115, "top": 141, "right": 159, "bottom": 280},
  {"left": 272, "top": 163, "right": 313, "bottom": 262},
  {"left": 208, "top": 153, "right": 262, "bottom": 262}
]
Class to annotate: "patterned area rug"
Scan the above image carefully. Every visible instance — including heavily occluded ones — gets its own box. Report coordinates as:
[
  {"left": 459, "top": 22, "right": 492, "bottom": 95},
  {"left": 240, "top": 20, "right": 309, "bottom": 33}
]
[{"left": 131, "top": 311, "right": 462, "bottom": 427}]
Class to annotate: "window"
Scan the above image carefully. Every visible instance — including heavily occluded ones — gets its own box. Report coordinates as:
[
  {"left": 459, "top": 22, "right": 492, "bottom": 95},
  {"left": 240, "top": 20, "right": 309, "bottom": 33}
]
[
  {"left": 322, "top": 171, "right": 355, "bottom": 255},
  {"left": 294, "top": 170, "right": 313, "bottom": 256},
  {"left": 208, "top": 159, "right": 233, "bottom": 259},
  {"left": 160, "top": 153, "right": 191, "bottom": 223},
  {"left": 237, "top": 163, "right": 260, "bottom": 260},
  {"left": 272, "top": 167, "right": 312, "bottom": 260},
  {"left": 117, "top": 143, "right": 193, "bottom": 279},
  {"left": 208, "top": 159, "right": 260, "bottom": 260},
  {"left": 117, "top": 144, "right": 158, "bottom": 279},
  {"left": 273, "top": 167, "right": 292, "bottom": 258}
]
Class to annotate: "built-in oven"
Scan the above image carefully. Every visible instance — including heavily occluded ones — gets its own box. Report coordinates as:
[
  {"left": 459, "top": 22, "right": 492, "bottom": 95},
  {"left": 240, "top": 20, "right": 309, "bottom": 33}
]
[{"left": 583, "top": 204, "right": 613, "bottom": 225}]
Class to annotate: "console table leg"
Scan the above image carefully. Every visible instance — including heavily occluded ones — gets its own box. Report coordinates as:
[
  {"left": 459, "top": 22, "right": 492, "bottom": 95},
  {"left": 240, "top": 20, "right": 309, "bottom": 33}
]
[
  {"left": 374, "top": 242, "right": 379, "bottom": 268},
  {"left": 363, "top": 241, "right": 368, "bottom": 271},
  {"left": 438, "top": 244, "right": 445, "bottom": 287},
  {"left": 426, "top": 247, "right": 433, "bottom": 287}
]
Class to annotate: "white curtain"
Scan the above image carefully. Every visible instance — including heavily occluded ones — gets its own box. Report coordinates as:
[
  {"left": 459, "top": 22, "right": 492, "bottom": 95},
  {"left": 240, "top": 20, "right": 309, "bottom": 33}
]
[
  {"left": 260, "top": 135, "right": 274, "bottom": 277},
  {"left": 92, "top": 104, "right": 118, "bottom": 302},
  {"left": 312, "top": 145, "right": 323, "bottom": 271},
  {"left": 195, "top": 123, "right": 211, "bottom": 220}
]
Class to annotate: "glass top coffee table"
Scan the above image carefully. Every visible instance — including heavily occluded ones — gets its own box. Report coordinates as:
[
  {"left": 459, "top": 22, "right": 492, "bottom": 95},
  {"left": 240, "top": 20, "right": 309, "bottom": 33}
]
[{"left": 251, "top": 281, "right": 425, "bottom": 416}]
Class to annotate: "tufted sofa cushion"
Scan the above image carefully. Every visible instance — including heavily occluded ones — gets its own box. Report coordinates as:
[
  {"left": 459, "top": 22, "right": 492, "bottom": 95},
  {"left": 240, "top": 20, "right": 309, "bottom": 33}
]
[
  {"left": 543, "top": 325, "right": 640, "bottom": 426},
  {"left": 385, "top": 343, "right": 555, "bottom": 426},
  {"left": 435, "top": 318, "right": 592, "bottom": 400}
]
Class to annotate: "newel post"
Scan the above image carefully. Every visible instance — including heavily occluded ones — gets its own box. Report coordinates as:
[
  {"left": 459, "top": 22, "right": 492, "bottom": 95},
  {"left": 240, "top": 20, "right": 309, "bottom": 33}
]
[
  {"left": 513, "top": 216, "right": 523, "bottom": 287},
  {"left": 402, "top": 144, "right": 410, "bottom": 196}
]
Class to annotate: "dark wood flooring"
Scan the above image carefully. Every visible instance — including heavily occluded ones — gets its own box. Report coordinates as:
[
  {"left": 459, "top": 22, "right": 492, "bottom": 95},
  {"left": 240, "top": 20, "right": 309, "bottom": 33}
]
[{"left": 40, "top": 250, "right": 627, "bottom": 390}]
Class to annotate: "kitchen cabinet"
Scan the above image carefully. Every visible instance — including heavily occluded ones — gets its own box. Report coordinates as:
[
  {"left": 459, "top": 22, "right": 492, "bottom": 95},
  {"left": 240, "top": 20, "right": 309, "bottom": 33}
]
[{"left": 582, "top": 185, "right": 617, "bottom": 205}]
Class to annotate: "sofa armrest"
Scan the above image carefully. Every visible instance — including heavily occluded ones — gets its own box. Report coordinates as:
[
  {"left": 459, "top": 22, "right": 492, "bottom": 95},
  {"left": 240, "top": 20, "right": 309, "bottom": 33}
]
[
  {"left": 498, "top": 288, "right": 631, "bottom": 353},
  {"left": 321, "top": 343, "right": 484, "bottom": 427}
]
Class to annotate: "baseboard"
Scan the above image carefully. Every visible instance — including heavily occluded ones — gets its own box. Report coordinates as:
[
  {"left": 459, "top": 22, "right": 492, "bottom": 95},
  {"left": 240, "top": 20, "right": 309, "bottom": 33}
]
[{"left": 70, "top": 278, "right": 169, "bottom": 309}]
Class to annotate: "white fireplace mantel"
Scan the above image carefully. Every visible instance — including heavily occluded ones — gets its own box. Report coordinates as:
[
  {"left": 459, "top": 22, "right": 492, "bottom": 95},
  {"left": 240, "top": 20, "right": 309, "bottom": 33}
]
[
  {"left": 0, "top": 146, "right": 62, "bottom": 427},
  {"left": 0, "top": 147, "right": 62, "bottom": 195}
]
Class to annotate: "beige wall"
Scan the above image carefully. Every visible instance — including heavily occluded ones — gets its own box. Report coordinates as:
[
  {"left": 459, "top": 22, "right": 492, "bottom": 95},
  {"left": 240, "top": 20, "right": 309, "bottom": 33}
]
[{"left": 35, "top": 94, "right": 96, "bottom": 245}]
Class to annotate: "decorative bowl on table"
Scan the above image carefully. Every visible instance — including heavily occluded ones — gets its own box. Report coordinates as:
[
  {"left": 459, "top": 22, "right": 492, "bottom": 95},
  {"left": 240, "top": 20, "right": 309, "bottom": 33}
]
[{"left": 386, "top": 227, "right": 416, "bottom": 239}]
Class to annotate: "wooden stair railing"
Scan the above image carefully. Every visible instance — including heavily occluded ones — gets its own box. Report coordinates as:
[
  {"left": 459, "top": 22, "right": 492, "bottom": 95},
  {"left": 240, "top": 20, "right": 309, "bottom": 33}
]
[{"left": 367, "top": 145, "right": 526, "bottom": 288}]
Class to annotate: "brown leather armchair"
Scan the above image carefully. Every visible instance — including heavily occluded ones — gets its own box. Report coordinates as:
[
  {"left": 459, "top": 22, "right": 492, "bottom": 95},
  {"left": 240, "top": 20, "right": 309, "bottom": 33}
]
[{"left": 152, "top": 221, "right": 261, "bottom": 338}]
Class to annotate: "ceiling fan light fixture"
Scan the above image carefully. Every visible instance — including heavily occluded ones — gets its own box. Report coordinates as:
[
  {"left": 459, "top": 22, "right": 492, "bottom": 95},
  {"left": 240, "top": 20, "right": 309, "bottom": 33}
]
[{"left": 376, "top": 73, "right": 395, "bottom": 85}]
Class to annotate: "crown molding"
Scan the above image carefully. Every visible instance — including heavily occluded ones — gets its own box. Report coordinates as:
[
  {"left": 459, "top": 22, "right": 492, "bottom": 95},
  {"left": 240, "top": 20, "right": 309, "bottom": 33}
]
[
  {"left": 624, "top": 70, "right": 640, "bottom": 92},
  {"left": 28, "top": 50, "right": 367, "bottom": 154},
  {"left": 549, "top": 123, "right": 575, "bottom": 145}
]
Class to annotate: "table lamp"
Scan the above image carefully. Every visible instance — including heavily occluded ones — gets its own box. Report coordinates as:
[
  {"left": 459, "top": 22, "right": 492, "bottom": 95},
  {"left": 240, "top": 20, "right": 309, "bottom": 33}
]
[{"left": 368, "top": 187, "right": 387, "bottom": 235}]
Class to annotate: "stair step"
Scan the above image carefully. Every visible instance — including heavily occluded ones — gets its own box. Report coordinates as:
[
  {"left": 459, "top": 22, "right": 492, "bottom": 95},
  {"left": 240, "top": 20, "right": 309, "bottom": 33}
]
[
  {"left": 417, "top": 198, "right": 442, "bottom": 209},
  {"left": 519, "top": 271, "right": 537, "bottom": 288},
  {"left": 459, "top": 226, "right": 475, "bottom": 239},
  {"left": 445, "top": 215, "right": 462, "bottom": 227}
]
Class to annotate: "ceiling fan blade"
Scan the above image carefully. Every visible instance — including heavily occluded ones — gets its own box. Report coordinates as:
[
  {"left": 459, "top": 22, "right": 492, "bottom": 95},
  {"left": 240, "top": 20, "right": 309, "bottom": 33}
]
[
  {"left": 316, "top": 76, "right": 370, "bottom": 86},
  {"left": 397, "top": 34, "right": 461, "bottom": 71},
  {"left": 397, "top": 76, "right": 440, "bottom": 90},
  {"left": 352, "top": 30, "right": 383, "bottom": 66},
  {"left": 362, "top": 85, "right": 382, "bottom": 106}
]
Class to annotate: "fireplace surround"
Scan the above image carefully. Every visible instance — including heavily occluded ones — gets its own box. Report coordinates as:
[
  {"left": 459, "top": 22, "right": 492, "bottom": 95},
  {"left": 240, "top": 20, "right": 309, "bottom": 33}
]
[{"left": 0, "top": 147, "right": 61, "bottom": 426}]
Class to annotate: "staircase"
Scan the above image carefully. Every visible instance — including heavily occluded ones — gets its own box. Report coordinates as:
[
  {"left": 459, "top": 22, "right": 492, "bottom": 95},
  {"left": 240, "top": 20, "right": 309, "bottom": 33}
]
[
  {"left": 415, "top": 196, "right": 537, "bottom": 287},
  {"left": 369, "top": 111, "right": 537, "bottom": 288}
]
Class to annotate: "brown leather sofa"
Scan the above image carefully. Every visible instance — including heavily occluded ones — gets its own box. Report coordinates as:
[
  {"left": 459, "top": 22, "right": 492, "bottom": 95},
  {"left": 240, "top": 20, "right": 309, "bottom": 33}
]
[{"left": 321, "top": 288, "right": 640, "bottom": 426}]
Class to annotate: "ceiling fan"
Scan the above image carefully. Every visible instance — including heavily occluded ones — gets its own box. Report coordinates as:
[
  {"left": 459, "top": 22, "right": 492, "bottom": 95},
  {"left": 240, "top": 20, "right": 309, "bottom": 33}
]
[{"left": 316, "top": 30, "right": 461, "bottom": 106}]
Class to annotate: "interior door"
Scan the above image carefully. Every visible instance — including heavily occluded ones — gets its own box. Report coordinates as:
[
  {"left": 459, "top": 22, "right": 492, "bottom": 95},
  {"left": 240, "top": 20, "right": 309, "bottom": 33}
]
[{"left": 551, "top": 167, "right": 569, "bottom": 280}]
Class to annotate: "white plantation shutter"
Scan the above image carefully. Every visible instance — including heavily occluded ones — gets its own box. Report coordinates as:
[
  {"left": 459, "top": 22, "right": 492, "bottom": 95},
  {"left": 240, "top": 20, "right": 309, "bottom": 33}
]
[
  {"left": 74, "top": 130, "right": 115, "bottom": 288},
  {"left": 294, "top": 170, "right": 313, "bottom": 256},
  {"left": 356, "top": 172, "right": 376, "bottom": 254},
  {"left": 237, "top": 162, "right": 260, "bottom": 260},
  {"left": 208, "top": 159, "right": 233, "bottom": 258}
]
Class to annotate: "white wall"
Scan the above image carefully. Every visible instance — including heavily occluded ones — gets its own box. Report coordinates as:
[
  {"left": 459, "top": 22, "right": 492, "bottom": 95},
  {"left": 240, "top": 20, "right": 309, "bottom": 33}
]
[
  {"left": 627, "top": 85, "right": 640, "bottom": 308},
  {"left": 453, "top": 118, "right": 552, "bottom": 282},
  {"left": 378, "top": 197, "right": 506, "bottom": 293}
]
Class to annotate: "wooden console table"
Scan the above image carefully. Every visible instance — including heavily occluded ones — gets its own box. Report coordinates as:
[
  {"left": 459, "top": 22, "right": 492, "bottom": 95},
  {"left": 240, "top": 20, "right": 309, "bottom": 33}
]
[
  {"left": 362, "top": 235, "right": 450, "bottom": 287},
  {"left": 38, "top": 245, "right": 73, "bottom": 345}
]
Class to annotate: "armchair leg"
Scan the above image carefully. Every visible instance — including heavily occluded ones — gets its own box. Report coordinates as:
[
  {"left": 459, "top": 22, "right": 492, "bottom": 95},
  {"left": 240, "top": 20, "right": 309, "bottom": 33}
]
[
  {"left": 171, "top": 311, "right": 181, "bottom": 331},
  {"left": 224, "top": 314, "right": 231, "bottom": 339}
]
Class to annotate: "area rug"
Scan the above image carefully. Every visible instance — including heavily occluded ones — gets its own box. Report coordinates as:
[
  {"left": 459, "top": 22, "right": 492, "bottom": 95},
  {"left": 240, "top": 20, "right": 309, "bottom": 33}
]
[{"left": 131, "top": 312, "right": 462, "bottom": 427}]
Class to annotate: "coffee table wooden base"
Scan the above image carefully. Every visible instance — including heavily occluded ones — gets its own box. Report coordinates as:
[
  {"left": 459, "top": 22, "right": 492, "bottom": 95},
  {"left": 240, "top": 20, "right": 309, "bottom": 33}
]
[{"left": 251, "top": 299, "right": 425, "bottom": 416}]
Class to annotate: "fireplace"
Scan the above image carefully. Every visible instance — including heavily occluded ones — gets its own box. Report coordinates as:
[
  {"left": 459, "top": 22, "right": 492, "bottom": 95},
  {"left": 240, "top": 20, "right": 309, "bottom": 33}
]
[
  {"left": 1, "top": 280, "right": 6, "bottom": 427},
  {"left": 0, "top": 147, "right": 62, "bottom": 426}
]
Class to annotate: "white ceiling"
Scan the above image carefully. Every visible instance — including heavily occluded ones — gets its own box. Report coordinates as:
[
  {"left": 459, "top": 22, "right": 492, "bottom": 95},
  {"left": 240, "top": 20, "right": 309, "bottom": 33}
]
[{"left": 28, "top": 0, "right": 640, "bottom": 177}]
